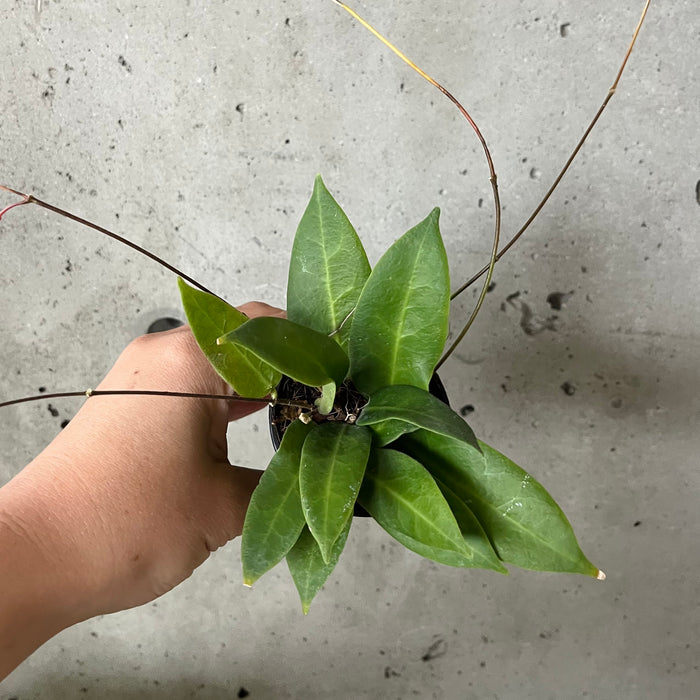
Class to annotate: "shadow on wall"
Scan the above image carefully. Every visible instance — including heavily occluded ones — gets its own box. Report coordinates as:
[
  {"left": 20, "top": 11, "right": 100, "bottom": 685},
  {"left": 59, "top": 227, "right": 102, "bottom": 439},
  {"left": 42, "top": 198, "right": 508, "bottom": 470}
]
[
  {"left": 4, "top": 674, "right": 277, "bottom": 700},
  {"left": 444, "top": 221, "right": 699, "bottom": 433}
]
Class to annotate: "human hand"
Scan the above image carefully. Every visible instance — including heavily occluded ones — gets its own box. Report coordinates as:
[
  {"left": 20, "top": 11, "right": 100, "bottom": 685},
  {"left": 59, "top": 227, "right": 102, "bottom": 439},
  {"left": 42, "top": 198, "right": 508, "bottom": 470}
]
[{"left": 0, "top": 301, "right": 283, "bottom": 672}]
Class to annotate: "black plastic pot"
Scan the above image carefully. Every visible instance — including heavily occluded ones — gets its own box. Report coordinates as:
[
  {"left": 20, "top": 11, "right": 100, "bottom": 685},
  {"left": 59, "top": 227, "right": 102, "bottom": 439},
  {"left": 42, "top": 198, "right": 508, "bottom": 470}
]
[{"left": 268, "top": 374, "right": 450, "bottom": 518}]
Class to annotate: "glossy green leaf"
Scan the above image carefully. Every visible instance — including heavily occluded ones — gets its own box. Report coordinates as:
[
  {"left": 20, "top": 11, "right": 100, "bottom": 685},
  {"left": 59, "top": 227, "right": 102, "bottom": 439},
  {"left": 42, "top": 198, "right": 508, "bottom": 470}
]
[
  {"left": 400, "top": 430, "right": 602, "bottom": 577},
  {"left": 435, "top": 479, "right": 508, "bottom": 573},
  {"left": 300, "top": 423, "right": 371, "bottom": 563},
  {"left": 348, "top": 208, "right": 450, "bottom": 395},
  {"left": 358, "top": 448, "right": 473, "bottom": 567},
  {"left": 315, "top": 382, "right": 336, "bottom": 416},
  {"left": 177, "top": 278, "right": 280, "bottom": 397},
  {"left": 356, "top": 384, "right": 478, "bottom": 447},
  {"left": 219, "top": 317, "right": 349, "bottom": 388},
  {"left": 241, "top": 420, "right": 313, "bottom": 586},
  {"left": 287, "top": 175, "right": 371, "bottom": 348},
  {"left": 286, "top": 519, "right": 352, "bottom": 614}
]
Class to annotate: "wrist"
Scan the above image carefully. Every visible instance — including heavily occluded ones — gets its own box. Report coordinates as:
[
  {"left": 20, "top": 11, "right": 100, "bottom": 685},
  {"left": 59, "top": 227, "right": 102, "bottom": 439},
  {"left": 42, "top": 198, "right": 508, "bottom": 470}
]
[{"left": 0, "top": 473, "right": 92, "bottom": 678}]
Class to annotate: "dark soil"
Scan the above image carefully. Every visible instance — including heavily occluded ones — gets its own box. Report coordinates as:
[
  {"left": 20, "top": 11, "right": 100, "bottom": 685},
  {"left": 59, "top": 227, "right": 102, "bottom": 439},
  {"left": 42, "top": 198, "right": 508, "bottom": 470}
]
[
  {"left": 269, "top": 376, "right": 368, "bottom": 449},
  {"left": 269, "top": 374, "right": 449, "bottom": 450}
]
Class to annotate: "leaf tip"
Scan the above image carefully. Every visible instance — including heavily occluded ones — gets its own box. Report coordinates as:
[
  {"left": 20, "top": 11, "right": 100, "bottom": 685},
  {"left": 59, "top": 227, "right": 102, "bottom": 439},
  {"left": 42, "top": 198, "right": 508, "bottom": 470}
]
[
  {"left": 242, "top": 565, "right": 258, "bottom": 588},
  {"left": 319, "top": 546, "right": 333, "bottom": 566},
  {"left": 596, "top": 569, "right": 606, "bottom": 581}
]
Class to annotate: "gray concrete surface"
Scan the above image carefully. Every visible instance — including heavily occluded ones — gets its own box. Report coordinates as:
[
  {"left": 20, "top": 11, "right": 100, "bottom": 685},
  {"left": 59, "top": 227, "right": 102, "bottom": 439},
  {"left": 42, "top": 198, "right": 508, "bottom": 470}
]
[{"left": 1, "top": 0, "right": 698, "bottom": 697}]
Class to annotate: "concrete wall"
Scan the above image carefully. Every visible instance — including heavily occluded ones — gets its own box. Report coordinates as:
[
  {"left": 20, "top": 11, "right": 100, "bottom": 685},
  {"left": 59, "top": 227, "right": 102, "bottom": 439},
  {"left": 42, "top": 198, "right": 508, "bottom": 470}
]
[{"left": 1, "top": 1, "right": 698, "bottom": 697}]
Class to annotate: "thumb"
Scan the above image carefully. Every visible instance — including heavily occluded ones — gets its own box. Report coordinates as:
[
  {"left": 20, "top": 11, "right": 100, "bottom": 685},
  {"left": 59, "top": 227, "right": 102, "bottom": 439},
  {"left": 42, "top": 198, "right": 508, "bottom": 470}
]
[{"left": 201, "top": 464, "right": 262, "bottom": 552}]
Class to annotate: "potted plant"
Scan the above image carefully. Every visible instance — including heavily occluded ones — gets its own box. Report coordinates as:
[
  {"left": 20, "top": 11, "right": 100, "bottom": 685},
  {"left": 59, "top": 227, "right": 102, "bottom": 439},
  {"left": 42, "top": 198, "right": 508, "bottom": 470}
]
[
  {"left": 1, "top": 0, "right": 653, "bottom": 614},
  {"left": 177, "top": 170, "right": 605, "bottom": 613}
]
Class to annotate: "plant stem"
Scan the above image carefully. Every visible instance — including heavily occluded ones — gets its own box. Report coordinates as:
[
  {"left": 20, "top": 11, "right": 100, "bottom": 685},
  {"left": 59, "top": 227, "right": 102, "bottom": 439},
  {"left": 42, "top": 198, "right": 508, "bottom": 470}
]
[
  {"left": 0, "top": 185, "right": 222, "bottom": 301},
  {"left": 328, "top": 306, "right": 355, "bottom": 338},
  {"left": 450, "top": 0, "right": 653, "bottom": 299},
  {"left": 0, "top": 389, "right": 312, "bottom": 411},
  {"left": 0, "top": 190, "right": 31, "bottom": 220},
  {"left": 331, "top": 0, "right": 501, "bottom": 372}
]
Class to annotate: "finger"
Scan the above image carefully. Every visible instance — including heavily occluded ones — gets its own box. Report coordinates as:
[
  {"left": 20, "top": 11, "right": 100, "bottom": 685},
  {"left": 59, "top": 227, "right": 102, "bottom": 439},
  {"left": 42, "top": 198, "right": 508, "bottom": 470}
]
[
  {"left": 203, "top": 464, "right": 262, "bottom": 549},
  {"left": 227, "top": 399, "right": 268, "bottom": 422},
  {"left": 236, "top": 301, "right": 286, "bottom": 319}
]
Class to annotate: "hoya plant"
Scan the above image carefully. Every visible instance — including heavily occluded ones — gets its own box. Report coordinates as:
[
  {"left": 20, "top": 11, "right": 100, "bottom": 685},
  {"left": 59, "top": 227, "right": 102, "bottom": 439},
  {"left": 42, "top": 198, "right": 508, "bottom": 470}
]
[
  {"left": 0, "top": 1, "right": 651, "bottom": 614},
  {"left": 178, "top": 175, "right": 604, "bottom": 613}
]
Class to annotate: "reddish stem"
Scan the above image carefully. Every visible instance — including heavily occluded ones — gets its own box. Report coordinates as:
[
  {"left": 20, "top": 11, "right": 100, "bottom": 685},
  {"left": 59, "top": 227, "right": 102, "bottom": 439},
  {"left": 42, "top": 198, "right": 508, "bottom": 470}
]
[{"left": 0, "top": 194, "right": 30, "bottom": 221}]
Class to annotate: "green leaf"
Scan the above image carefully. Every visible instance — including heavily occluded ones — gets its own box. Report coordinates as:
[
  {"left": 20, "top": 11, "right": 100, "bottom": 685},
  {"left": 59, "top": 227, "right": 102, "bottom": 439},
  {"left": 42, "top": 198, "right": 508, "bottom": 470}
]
[
  {"left": 435, "top": 479, "right": 508, "bottom": 573},
  {"left": 300, "top": 423, "right": 371, "bottom": 562},
  {"left": 219, "top": 317, "right": 349, "bottom": 388},
  {"left": 286, "top": 519, "right": 352, "bottom": 614},
  {"left": 287, "top": 175, "right": 371, "bottom": 348},
  {"left": 348, "top": 208, "right": 450, "bottom": 395},
  {"left": 177, "top": 278, "right": 280, "bottom": 397},
  {"left": 358, "top": 448, "right": 473, "bottom": 567},
  {"left": 400, "top": 430, "right": 602, "bottom": 577},
  {"left": 315, "top": 382, "right": 337, "bottom": 416},
  {"left": 241, "top": 420, "right": 313, "bottom": 586},
  {"left": 356, "top": 384, "right": 478, "bottom": 447}
]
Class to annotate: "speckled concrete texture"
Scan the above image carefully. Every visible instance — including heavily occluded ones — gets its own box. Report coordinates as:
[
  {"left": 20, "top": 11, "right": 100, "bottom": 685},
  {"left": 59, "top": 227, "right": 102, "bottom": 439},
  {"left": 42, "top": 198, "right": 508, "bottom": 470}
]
[{"left": 1, "top": 1, "right": 698, "bottom": 698}]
